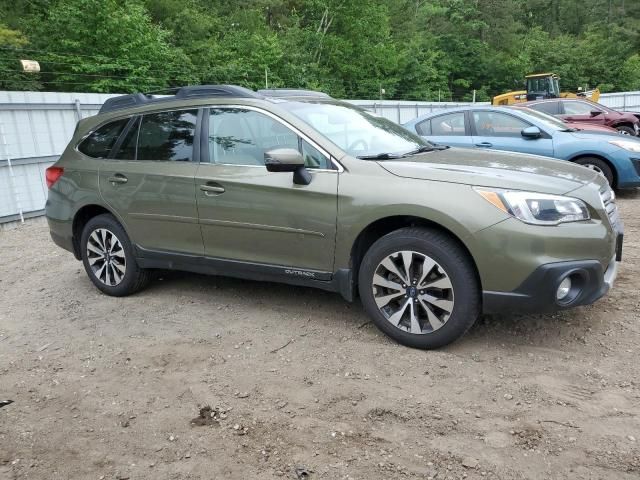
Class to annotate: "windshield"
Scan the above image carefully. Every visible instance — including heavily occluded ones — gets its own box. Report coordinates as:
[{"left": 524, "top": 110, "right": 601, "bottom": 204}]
[
  {"left": 510, "top": 107, "right": 570, "bottom": 131},
  {"left": 279, "top": 100, "right": 431, "bottom": 158}
]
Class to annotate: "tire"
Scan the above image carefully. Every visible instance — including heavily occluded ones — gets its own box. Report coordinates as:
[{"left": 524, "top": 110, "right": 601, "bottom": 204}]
[
  {"left": 358, "top": 227, "right": 480, "bottom": 349},
  {"left": 573, "top": 157, "right": 614, "bottom": 187},
  {"left": 80, "top": 213, "right": 151, "bottom": 296},
  {"left": 616, "top": 125, "right": 635, "bottom": 136}
]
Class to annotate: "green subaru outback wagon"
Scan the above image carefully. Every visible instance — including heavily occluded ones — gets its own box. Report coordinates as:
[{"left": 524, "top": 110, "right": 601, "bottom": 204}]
[{"left": 45, "top": 85, "right": 623, "bottom": 349}]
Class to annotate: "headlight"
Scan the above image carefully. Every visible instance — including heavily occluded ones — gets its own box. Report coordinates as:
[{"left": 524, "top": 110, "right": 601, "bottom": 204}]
[
  {"left": 475, "top": 188, "right": 590, "bottom": 225},
  {"left": 609, "top": 139, "right": 640, "bottom": 152}
]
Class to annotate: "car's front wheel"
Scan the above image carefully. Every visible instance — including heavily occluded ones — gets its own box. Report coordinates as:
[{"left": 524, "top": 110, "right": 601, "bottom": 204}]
[
  {"left": 80, "top": 214, "right": 151, "bottom": 296},
  {"left": 358, "top": 227, "right": 480, "bottom": 349},
  {"left": 616, "top": 125, "right": 635, "bottom": 136},
  {"left": 574, "top": 157, "right": 614, "bottom": 187}
]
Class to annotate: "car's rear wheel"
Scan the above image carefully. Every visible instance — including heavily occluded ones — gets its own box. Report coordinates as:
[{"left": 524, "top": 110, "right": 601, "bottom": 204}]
[
  {"left": 80, "top": 214, "right": 151, "bottom": 296},
  {"left": 358, "top": 227, "right": 480, "bottom": 349},
  {"left": 574, "top": 157, "right": 614, "bottom": 187},
  {"left": 616, "top": 125, "right": 635, "bottom": 136}
]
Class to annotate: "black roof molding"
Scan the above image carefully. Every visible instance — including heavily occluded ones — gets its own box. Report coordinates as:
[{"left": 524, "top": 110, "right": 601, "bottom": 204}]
[
  {"left": 257, "top": 88, "right": 331, "bottom": 99},
  {"left": 99, "top": 85, "right": 261, "bottom": 114}
]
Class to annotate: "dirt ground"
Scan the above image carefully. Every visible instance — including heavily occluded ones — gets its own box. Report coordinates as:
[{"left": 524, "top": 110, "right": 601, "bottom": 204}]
[{"left": 1, "top": 192, "right": 639, "bottom": 480}]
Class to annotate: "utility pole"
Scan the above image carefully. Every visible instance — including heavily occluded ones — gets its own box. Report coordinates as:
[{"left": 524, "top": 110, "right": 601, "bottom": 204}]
[{"left": 265, "top": 68, "right": 268, "bottom": 89}]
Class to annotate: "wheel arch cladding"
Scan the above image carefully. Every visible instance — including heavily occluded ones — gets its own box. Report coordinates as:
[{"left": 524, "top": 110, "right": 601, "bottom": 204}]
[{"left": 349, "top": 215, "right": 482, "bottom": 297}]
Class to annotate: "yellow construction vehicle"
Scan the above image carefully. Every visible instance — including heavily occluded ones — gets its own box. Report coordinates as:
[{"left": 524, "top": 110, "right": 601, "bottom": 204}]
[{"left": 492, "top": 73, "right": 600, "bottom": 105}]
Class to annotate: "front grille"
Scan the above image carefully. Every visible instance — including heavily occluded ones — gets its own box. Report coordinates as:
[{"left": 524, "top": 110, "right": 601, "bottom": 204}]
[
  {"left": 632, "top": 158, "right": 640, "bottom": 176},
  {"left": 599, "top": 185, "right": 620, "bottom": 228}
]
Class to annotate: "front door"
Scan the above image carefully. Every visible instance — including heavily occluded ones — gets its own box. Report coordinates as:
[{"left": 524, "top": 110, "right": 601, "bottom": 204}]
[
  {"left": 470, "top": 110, "right": 555, "bottom": 158},
  {"left": 195, "top": 107, "right": 338, "bottom": 274},
  {"left": 98, "top": 109, "right": 203, "bottom": 255}
]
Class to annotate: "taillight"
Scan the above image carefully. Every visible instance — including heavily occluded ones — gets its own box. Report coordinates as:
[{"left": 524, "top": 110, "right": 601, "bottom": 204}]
[{"left": 46, "top": 166, "right": 64, "bottom": 189}]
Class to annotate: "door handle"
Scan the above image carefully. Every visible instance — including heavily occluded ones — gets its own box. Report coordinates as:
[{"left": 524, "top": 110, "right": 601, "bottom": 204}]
[
  {"left": 108, "top": 174, "right": 128, "bottom": 184},
  {"left": 200, "top": 184, "right": 225, "bottom": 195},
  {"left": 475, "top": 142, "right": 493, "bottom": 148}
]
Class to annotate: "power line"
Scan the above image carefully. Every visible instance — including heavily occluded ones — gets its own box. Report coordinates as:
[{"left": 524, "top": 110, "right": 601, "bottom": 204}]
[{"left": 0, "top": 67, "right": 183, "bottom": 82}]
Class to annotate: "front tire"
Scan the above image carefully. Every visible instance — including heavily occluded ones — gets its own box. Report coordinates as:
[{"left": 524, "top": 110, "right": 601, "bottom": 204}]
[
  {"left": 574, "top": 157, "right": 614, "bottom": 187},
  {"left": 358, "top": 227, "right": 480, "bottom": 349},
  {"left": 616, "top": 125, "right": 635, "bottom": 136},
  {"left": 80, "top": 214, "right": 151, "bottom": 296}
]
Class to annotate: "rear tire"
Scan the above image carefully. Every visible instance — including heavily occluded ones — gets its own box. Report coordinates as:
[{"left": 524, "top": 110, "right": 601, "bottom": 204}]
[
  {"left": 80, "top": 214, "right": 151, "bottom": 296},
  {"left": 358, "top": 227, "right": 480, "bottom": 349},
  {"left": 616, "top": 125, "right": 635, "bottom": 136},
  {"left": 574, "top": 157, "right": 614, "bottom": 187}
]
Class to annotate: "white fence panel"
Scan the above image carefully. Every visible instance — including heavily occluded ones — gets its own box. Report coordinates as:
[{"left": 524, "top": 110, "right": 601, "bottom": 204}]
[
  {"left": 346, "top": 100, "right": 488, "bottom": 124},
  {"left": 599, "top": 91, "right": 640, "bottom": 111}
]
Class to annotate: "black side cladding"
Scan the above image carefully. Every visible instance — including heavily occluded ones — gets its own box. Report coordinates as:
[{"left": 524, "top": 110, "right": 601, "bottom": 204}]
[{"left": 98, "top": 85, "right": 261, "bottom": 114}]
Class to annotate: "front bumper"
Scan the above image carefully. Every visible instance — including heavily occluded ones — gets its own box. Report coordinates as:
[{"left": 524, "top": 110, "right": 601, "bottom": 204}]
[{"left": 483, "top": 255, "right": 618, "bottom": 314}]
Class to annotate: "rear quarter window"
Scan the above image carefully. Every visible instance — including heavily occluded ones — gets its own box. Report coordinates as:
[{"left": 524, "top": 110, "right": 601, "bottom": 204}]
[
  {"left": 529, "top": 102, "right": 559, "bottom": 115},
  {"left": 78, "top": 118, "right": 129, "bottom": 158}
]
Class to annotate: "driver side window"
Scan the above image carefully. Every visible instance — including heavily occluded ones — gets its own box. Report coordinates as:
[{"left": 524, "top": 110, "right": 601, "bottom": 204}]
[
  {"left": 208, "top": 108, "right": 329, "bottom": 169},
  {"left": 563, "top": 101, "right": 599, "bottom": 115},
  {"left": 472, "top": 111, "right": 530, "bottom": 137}
]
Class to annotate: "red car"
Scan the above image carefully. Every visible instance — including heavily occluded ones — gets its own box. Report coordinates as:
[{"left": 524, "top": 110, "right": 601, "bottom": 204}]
[{"left": 517, "top": 98, "right": 640, "bottom": 136}]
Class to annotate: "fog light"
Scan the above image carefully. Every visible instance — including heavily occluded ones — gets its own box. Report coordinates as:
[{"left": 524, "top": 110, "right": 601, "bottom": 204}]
[{"left": 556, "top": 277, "right": 572, "bottom": 300}]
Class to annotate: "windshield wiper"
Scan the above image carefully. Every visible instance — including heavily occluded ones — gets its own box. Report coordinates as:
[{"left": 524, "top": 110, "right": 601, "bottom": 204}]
[
  {"left": 356, "top": 152, "right": 407, "bottom": 160},
  {"left": 403, "top": 144, "right": 450, "bottom": 155}
]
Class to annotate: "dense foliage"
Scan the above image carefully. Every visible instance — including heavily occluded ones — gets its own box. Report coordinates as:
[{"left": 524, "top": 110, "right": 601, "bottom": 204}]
[{"left": 0, "top": 0, "right": 638, "bottom": 100}]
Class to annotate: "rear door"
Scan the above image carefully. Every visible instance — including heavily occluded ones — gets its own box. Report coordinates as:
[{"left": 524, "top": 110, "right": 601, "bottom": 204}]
[
  {"left": 559, "top": 100, "right": 606, "bottom": 126},
  {"left": 417, "top": 111, "right": 474, "bottom": 148},
  {"left": 98, "top": 109, "right": 203, "bottom": 255},
  {"left": 470, "top": 110, "right": 554, "bottom": 157},
  {"left": 195, "top": 106, "right": 338, "bottom": 274}
]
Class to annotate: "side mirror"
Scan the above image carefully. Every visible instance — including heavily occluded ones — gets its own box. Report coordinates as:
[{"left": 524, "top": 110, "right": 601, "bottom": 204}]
[
  {"left": 521, "top": 126, "right": 542, "bottom": 139},
  {"left": 264, "top": 148, "right": 311, "bottom": 185},
  {"left": 590, "top": 110, "right": 602, "bottom": 117}
]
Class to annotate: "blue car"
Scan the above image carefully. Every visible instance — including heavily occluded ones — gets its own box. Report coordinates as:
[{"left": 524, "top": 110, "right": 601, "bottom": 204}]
[{"left": 403, "top": 106, "right": 640, "bottom": 189}]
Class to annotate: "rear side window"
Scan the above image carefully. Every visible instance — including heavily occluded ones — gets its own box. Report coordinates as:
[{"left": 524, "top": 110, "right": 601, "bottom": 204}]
[
  {"left": 78, "top": 118, "right": 129, "bottom": 158},
  {"left": 137, "top": 110, "right": 198, "bottom": 162},
  {"left": 529, "top": 102, "right": 559, "bottom": 115},
  {"left": 111, "top": 117, "right": 139, "bottom": 160}
]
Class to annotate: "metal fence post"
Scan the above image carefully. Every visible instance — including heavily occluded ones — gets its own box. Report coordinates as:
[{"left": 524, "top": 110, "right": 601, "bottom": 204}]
[
  {"left": 74, "top": 99, "right": 82, "bottom": 121},
  {"left": 397, "top": 103, "right": 401, "bottom": 124},
  {"left": 0, "top": 121, "right": 24, "bottom": 223}
]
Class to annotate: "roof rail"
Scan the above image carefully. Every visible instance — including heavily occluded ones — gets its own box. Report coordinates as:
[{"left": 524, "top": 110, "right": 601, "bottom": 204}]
[
  {"left": 257, "top": 88, "right": 331, "bottom": 99},
  {"left": 98, "top": 84, "right": 261, "bottom": 114}
]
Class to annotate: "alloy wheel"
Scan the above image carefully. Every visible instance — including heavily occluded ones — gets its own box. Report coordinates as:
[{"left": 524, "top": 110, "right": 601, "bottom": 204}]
[
  {"left": 583, "top": 163, "right": 605, "bottom": 176},
  {"left": 86, "top": 228, "right": 127, "bottom": 286},
  {"left": 371, "top": 250, "right": 454, "bottom": 334}
]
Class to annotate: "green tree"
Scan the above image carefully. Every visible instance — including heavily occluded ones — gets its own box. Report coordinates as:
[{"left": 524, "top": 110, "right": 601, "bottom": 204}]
[
  {"left": 26, "top": 0, "right": 197, "bottom": 92},
  {"left": 0, "top": 24, "right": 42, "bottom": 90}
]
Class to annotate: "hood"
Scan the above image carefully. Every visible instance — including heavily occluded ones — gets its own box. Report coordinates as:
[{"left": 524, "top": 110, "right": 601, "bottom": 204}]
[
  {"left": 566, "top": 122, "right": 617, "bottom": 133},
  {"left": 618, "top": 112, "right": 640, "bottom": 124},
  {"left": 378, "top": 147, "right": 598, "bottom": 195}
]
